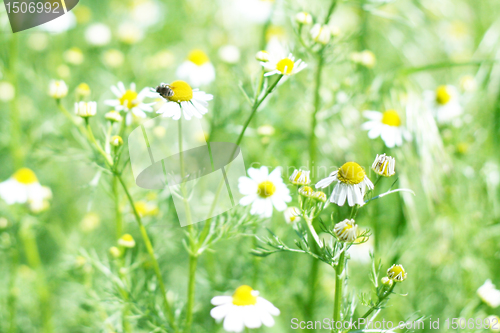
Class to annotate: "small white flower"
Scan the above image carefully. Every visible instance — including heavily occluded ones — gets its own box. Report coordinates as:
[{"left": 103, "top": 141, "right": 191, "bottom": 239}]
[
  {"left": 154, "top": 80, "right": 213, "bottom": 121},
  {"left": 118, "top": 234, "right": 136, "bottom": 248},
  {"left": 48, "top": 80, "right": 68, "bottom": 99},
  {"left": 371, "top": 154, "right": 396, "bottom": 177},
  {"left": 423, "top": 85, "right": 462, "bottom": 124},
  {"left": 295, "top": 12, "right": 313, "bottom": 25},
  {"left": 255, "top": 50, "right": 270, "bottom": 62},
  {"left": 105, "top": 110, "right": 123, "bottom": 123},
  {"left": 85, "top": 23, "right": 112, "bottom": 46},
  {"left": 289, "top": 169, "right": 311, "bottom": 186},
  {"left": 334, "top": 219, "right": 357, "bottom": 242},
  {"left": 284, "top": 206, "right": 301, "bottom": 223},
  {"left": 316, "top": 162, "right": 374, "bottom": 207},
  {"left": 238, "top": 166, "right": 291, "bottom": 217},
  {"left": 478, "top": 280, "right": 500, "bottom": 308},
  {"left": 362, "top": 109, "right": 411, "bottom": 148},
  {"left": 210, "top": 285, "right": 280, "bottom": 332},
  {"left": 262, "top": 52, "right": 307, "bottom": 77},
  {"left": 75, "top": 101, "right": 97, "bottom": 118},
  {"left": 0, "top": 168, "right": 52, "bottom": 211},
  {"left": 177, "top": 50, "right": 216, "bottom": 87},
  {"left": 310, "top": 24, "right": 331, "bottom": 44},
  {"left": 105, "top": 82, "right": 156, "bottom": 124}
]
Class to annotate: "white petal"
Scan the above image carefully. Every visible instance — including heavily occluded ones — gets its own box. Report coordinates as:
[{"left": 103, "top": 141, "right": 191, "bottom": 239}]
[
  {"left": 257, "top": 297, "right": 280, "bottom": 316},
  {"left": 238, "top": 177, "right": 258, "bottom": 195},
  {"left": 211, "top": 296, "right": 233, "bottom": 306},
  {"left": 211, "top": 304, "right": 231, "bottom": 320},
  {"left": 239, "top": 194, "right": 257, "bottom": 206},
  {"left": 316, "top": 176, "right": 335, "bottom": 189},
  {"left": 242, "top": 306, "right": 262, "bottom": 329},
  {"left": 223, "top": 307, "right": 245, "bottom": 333},
  {"left": 363, "top": 111, "right": 383, "bottom": 121}
]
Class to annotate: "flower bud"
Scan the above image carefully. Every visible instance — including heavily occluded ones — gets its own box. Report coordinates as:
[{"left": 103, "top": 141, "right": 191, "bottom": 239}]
[
  {"left": 334, "top": 219, "right": 357, "bottom": 242},
  {"left": 298, "top": 185, "right": 314, "bottom": 198},
  {"left": 111, "top": 135, "right": 123, "bottom": 147},
  {"left": 351, "top": 50, "right": 376, "bottom": 68},
  {"left": 109, "top": 246, "right": 122, "bottom": 258},
  {"left": 256, "top": 50, "right": 270, "bottom": 62},
  {"left": 49, "top": 80, "right": 68, "bottom": 99},
  {"left": 295, "top": 12, "right": 313, "bottom": 25},
  {"left": 381, "top": 276, "right": 394, "bottom": 287},
  {"left": 310, "top": 24, "right": 331, "bottom": 45},
  {"left": 105, "top": 110, "right": 123, "bottom": 123},
  {"left": 74, "top": 101, "right": 97, "bottom": 118},
  {"left": 387, "top": 264, "right": 407, "bottom": 282},
  {"left": 372, "top": 154, "right": 395, "bottom": 177},
  {"left": 76, "top": 83, "right": 91, "bottom": 98},
  {"left": 312, "top": 191, "right": 327, "bottom": 202},
  {"left": 289, "top": 169, "right": 311, "bottom": 186},
  {"left": 118, "top": 234, "right": 136, "bottom": 248}
]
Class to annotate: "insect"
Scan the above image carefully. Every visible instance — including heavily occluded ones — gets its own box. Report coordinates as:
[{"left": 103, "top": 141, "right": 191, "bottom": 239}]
[{"left": 155, "top": 83, "right": 174, "bottom": 99}]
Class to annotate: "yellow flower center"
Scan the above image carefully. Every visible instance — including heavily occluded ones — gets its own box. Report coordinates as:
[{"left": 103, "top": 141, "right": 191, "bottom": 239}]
[
  {"left": 232, "top": 285, "right": 258, "bottom": 306},
  {"left": 436, "top": 85, "right": 451, "bottom": 105},
  {"left": 168, "top": 80, "right": 193, "bottom": 102},
  {"left": 187, "top": 49, "right": 210, "bottom": 66},
  {"left": 121, "top": 234, "right": 134, "bottom": 242},
  {"left": 119, "top": 90, "right": 139, "bottom": 109},
  {"left": 276, "top": 58, "right": 295, "bottom": 74},
  {"left": 342, "top": 224, "right": 353, "bottom": 233},
  {"left": 13, "top": 168, "right": 38, "bottom": 184},
  {"left": 257, "top": 180, "right": 276, "bottom": 198},
  {"left": 381, "top": 109, "right": 401, "bottom": 127},
  {"left": 337, "top": 162, "right": 365, "bottom": 185}
]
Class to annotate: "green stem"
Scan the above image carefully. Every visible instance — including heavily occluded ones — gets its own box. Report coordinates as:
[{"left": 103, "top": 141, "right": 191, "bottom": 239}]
[
  {"left": 85, "top": 119, "right": 114, "bottom": 167},
  {"left": 184, "top": 251, "right": 198, "bottom": 333},
  {"left": 309, "top": 54, "right": 325, "bottom": 165},
  {"left": 8, "top": 34, "right": 22, "bottom": 169},
  {"left": 116, "top": 174, "right": 177, "bottom": 331},
  {"left": 8, "top": 248, "right": 19, "bottom": 333},
  {"left": 333, "top": 249, "right": 346, "bottom": 333},
  {"left": 112, "top": 175, "right": 122, "bottom": 240},
  {"left": 19, "top": 221, "right": 53, "bottom": 333},
  {"left": 304, "top": 214, "right": 321, "bottom": 325},
  {"left": 358, "top": 284, "right": 396, "bottom": 322}
]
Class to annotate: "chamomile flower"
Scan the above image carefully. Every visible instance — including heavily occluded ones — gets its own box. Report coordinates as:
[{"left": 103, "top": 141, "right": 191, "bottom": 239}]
[
  {"left": 284, "top": 206, "right": 301, "bottom": 223},
  {"left": 48, "top": 80, "right": 68, "bottom": 99},
  {"left": 210, "top": 285, "right": 280, "bottom": 332},
  {"left": 387, "top": 264, "right": 407, "bottom": 282},
  {"left": 0, "top": 168, "right": 52, "bottom": 212},
  {"left": 262, "top": 52, "right": 307, "bottom": 77},
  {"left": 154, "top": 80, "right": 213, "bottom": 120},
  {"left": 104, "top": 82, "right": 156, "bottom": 124},
  {"left": 176, "top": 49, "right": 216, "bottom": 87},
  {"left": 424, "top": 85, "right": 462, "bottom": 124},
  {"left": 310, "top": 24, "right": 331, "bottom": 44},
  {"left": 334, "top": 219, "right": 357, "bottom": 242},
  {"left": 362, "top": 109, "right": 410, "bottom": 148},
  {"left": 289, "top": 169, "right": 311, "bottom": 186},
  {"left": 118, "top": 234, "right": 136, "bottom": 248},
  {"left": 315, "top": 162, "right": 374, "bottom": 207},
  {"left": 238, "top": 166, "right": 291, "bottom": 218},
  {"left": 478, "top": 280, "right": 500, "bottom": 308},
  {"left": 371, "top": 154, "right": 396, "bottom": 177}
]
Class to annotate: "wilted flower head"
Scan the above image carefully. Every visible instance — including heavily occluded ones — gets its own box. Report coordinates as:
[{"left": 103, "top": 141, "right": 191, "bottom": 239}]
[
  {"left": 284, "top": 206, "right": 301, "bottom": 223},
  {"left": 74, "top": 101, "right": 97, "bottom": 118},
  {"left": 310, "top": 24, "right": 331, "bottom": 44},
  {"left": 372, "top": 154, "right": 396, "bottom": 177},
  {"left": 49, "top": 80, "right": 68, "bottom": 99},
  {"left": 289, "top": 169, "right": 311, "bottom": 186},
  {"left": 387, "top": 264, "right": 407, "bottom": 282},
  {"left": 334, "top": 219, "right": 358, "bottom": 242},
  {"left": 295, "top": 12, "right": 313, "bottom": 25}
]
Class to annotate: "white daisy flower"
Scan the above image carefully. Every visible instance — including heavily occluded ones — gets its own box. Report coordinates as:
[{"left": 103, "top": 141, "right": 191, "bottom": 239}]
[
  {"left": 154, "top": 80, "right": 213, "bottom": 121},
  {"left": 315, "top": 162, "right": 374, "bottom": 207},
  {"left": 210, "top": 285, "right": 280, "bottom": 332},
  {"left": 423, "top": 85, "right": 462, "bottom": 124},
  {"left": 284, "top": 206, "right": 301, "bottom": 223},
  {"left": 0, "top": 168, "right": 52, "bottom": 212},
  {"left": 262, "top": 52, "right": 307, "bottom": 77},
  {"left": 334, "top": 219, "right": 358, "bottom": 242},
  {"left": 238, "top": 166, "right": 291, "bottom": 218},
  {"left": 289, "top": 169, "right": 311, "bottom": 186},
  {"left": 362, "top": 109, "right": 411, "bottom": 148},
  {"left": 48, "top": 79, "right": 68, "bottom": 99},
  {"left": 478, "top": 280, "right": 500, "bottom": 308},
  {"left": 104, "top": 82, "right": 156, "bottom": 124},
  {"left": 176, "top": 49, "right": 216, "bottom": 87}
]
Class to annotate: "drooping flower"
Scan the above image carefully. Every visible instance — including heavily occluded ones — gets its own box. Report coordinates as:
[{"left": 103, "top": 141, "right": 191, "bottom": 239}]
[
  {"left": 0, "top": 168, "right": 52, "bottom": 212},
  {"left": 362, "top": 109, "right": 411, "bottom": 148},
  {"left": 238, "top": 166, "right": 291, "bottom": 218},
  {"left": 371, "top": 154, "right": 396, "bottom": 177},
  {"left": 104, "top": 82, "right": 155, "bottom": 124},
  {"left": 315, "top": 162, "right": 374, "bottom": 207},
  {"left": 423, "top": 85, "right": 462, "bottom": 124},
  {"left": 478, "top": 280, "right": 500, "bottom": 308},
  {"left": 334, "top": 219, "right": 358, "bottom": 242},
  {"left": 176, "top": 49, "right": 216, "bottom": 87},
  {"left": 284, "top": 206, "right": 301, "bottom": 223},
  {"left": 154, "top": 80, "right": 213, "bottom": 120},
  {"left": 262, "top": 52, "right": 307, "bottom": 77},
  {"left": 210, "top": 285, "right": 280, "bottom": 332}
]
